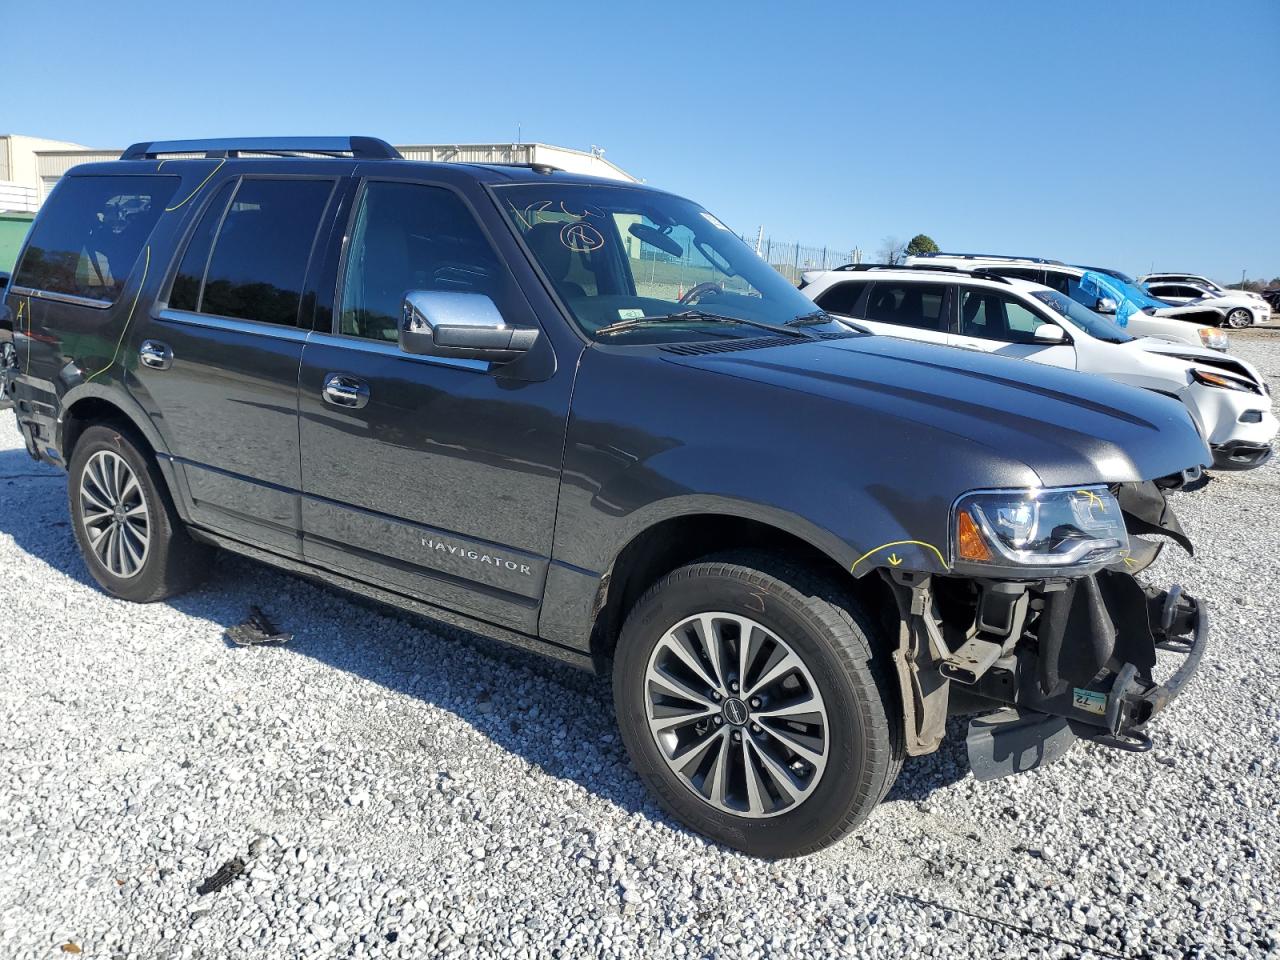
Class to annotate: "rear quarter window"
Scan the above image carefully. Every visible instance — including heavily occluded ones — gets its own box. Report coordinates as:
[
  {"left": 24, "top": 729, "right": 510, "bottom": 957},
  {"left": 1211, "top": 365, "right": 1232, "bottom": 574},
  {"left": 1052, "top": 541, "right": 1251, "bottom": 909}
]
[{"left": 13, "top": 175, "right": 178, "bottom": 304}]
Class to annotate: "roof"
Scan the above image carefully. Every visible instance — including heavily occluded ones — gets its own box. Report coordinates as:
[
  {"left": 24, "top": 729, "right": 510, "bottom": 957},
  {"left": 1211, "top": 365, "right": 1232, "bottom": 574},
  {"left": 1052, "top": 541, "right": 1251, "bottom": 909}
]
[
  {"left": 45, "top": 136, "right": 652, "bottom": 192},
  {"left": 804, "top": 265, "right": 1048, "bottom": 291}
]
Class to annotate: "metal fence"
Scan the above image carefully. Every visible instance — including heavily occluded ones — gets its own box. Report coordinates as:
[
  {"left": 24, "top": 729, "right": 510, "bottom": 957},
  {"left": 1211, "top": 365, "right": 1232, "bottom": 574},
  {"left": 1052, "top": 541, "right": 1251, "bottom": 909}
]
[{"left": 739, "top": 234, "right": 861, "bottom": 285}]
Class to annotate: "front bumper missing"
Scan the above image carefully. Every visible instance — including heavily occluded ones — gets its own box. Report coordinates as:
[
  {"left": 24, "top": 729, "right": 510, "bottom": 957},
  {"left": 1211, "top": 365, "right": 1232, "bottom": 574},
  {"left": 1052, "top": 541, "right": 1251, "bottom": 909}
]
[
  {"left": 965, "top": 587, "right": 1207, "bottom": 780},
  {"left": 882, "top": 569, "right": 1209, "bottom": 781},
  {"left": 1211, "top": 439, "right": 1274, "bottom": 470}
]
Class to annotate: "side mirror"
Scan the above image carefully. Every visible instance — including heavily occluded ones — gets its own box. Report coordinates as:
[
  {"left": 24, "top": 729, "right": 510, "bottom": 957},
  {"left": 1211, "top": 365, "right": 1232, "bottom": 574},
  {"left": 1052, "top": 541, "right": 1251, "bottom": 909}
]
[
  {"left": 1094, "top": 297, "right": 1117, "bottom": 315},
  {"left": 399, "top": 291, "right": 538, "bottom": 364},
  {"left": 1032, "top": 324, "right": 1066, "bottom": 344}
]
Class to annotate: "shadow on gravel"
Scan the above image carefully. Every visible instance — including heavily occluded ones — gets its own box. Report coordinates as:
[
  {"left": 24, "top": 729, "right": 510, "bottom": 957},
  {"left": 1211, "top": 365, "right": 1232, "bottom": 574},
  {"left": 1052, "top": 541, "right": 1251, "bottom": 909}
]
[{"left": 0, "top": 442, "right": 971, "bottom": 841}]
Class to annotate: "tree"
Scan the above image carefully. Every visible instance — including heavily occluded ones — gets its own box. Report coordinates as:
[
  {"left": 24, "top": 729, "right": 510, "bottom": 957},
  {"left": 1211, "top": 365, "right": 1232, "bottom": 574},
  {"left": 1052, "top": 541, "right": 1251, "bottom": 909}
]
[
  {"left": 904, "top": 234, "right": 940, "bottom": 257},
  {"left": 876, "top": 236, "right": 905, "bottom": 265}
]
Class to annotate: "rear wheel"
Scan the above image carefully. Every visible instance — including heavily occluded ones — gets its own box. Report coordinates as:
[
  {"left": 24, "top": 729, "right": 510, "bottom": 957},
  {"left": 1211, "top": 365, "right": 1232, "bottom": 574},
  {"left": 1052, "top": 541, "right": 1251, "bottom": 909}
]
[
  {"left": 613, "top": 552, "right": 902, "bottom": 857},
  {"left": 68, "top": 424, "right": 211, "bottom": 602},
  {"left": 1225, "top": 308, "right": 1252, "bottom": 329}
]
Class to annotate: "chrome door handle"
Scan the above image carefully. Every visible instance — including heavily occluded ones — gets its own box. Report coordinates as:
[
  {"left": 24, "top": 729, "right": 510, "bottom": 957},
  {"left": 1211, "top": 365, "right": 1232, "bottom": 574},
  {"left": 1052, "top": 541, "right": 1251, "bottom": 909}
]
[
  {"left": 139, "top": 340, "right": 173, "bottom": 370},
  {"left": 322, "top": 373, "right": 370, "bottom": 409}
]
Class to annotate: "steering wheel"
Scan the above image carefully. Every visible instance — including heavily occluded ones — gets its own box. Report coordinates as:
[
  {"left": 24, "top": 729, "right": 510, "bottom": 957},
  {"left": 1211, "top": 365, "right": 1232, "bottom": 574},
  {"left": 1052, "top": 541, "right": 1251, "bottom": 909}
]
[{"left": 678, "top": 282, "right": 722, "bottom": 305}]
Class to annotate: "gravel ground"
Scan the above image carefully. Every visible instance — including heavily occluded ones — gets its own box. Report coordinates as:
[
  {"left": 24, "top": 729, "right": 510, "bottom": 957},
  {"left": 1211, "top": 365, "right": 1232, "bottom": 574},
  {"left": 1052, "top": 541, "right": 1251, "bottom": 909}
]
[{"left": 2, "top": 331, "right": 1278, "bottom": 960}]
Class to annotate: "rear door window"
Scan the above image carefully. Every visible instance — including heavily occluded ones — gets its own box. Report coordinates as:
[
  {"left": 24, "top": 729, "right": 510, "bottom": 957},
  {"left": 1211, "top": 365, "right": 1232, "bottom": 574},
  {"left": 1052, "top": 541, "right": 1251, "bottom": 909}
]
[
  {"left": 863, "top": 281, "right": 949, "bottom": 331},
  {"left": 813, "top": 279, "right": 868, "bottom": 317},
  {"left": 13, "top": 175, "right": 178, "bottom": 304},
  {"left": 168, "top": 181, "right": 236, "bottom": 312},
  {"left": 197, "top": 178, "right": 335, "bottom": 327}
]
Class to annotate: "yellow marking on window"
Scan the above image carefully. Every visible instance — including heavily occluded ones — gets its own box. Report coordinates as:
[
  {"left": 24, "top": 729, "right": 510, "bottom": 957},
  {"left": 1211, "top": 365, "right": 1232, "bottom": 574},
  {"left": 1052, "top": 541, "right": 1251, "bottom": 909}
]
[
  {"left": 164, "top": 158, "right": 226, "bottom": 212},
  {"left": 850, "top": 540, "right": 947, "bottom": 574},
  {"left": 85, "top": 246, "right": 149, "bottom": 383}
]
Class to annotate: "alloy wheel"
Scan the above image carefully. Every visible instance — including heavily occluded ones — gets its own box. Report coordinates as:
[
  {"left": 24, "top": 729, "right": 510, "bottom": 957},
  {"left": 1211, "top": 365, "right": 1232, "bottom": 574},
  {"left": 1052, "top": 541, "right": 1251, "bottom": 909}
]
[
  {"left": 644, "top": 612, "right": 829, "bottom": 818},
  {"left": 79, "top": 450, "right": 151, "bottom": 579},
  {"left": 1226, "top": 308, "right": 1252, "bottom": 329}
]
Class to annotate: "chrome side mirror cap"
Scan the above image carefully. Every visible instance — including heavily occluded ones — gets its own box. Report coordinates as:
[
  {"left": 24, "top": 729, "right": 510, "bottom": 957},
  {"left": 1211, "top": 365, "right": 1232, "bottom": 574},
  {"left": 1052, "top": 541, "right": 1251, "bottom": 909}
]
[{"left": 399, "top": 291, "right": 538, "bottom": 364}]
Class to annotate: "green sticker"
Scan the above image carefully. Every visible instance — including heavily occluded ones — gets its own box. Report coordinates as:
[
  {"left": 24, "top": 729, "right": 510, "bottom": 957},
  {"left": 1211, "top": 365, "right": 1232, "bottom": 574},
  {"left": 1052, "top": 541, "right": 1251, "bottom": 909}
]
[{"left": 1072, "top": 688, "right": 1107, "bottom": 716}]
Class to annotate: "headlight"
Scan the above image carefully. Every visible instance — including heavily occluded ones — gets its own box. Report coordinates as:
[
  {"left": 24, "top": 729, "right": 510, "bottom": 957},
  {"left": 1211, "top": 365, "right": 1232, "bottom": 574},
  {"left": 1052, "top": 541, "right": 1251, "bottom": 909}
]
[
  {"left": 1191, "top": 368, "right": 1255, "bottom": 392},
  {"left": 1197, "top": 327, "right": 1229, "bottom": 350},
  {"left": 953, "top": 486, "right": 1128, "bottom": 574}
]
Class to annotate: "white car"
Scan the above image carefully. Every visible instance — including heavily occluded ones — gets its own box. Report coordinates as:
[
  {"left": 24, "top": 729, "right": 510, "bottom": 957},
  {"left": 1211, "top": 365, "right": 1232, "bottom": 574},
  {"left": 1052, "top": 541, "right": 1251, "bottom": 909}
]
[
  {"left": 1141, "top": 272, "right": 1270, "bottom": 308},
  {"left": 1141, "top": 279, "right": 1270, "bottom": 329},
  {"left": 801, "top": 265, "right": 1277, "bottom": 470},
  {"left": 903, "top": 254, "right": 1231, "bottom": 351}
]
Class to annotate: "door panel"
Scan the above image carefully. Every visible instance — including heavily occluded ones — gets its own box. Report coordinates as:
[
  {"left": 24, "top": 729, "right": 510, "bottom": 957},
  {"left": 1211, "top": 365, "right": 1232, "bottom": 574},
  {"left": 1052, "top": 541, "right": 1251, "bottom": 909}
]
[
  {"left": 858, "top": 280, "right": 952, "bottom": 346},
  {"left": 950, "top": 287, "right": 1076, "bottom": 369},
  {"left": 298, "top": 336, "right": 566, "bottom": 631},
  {"left": 138, "top": 311, "right": 307, "bottom": 550},
  {"left": 130, "top": 176, "right": 338, "bottom": 553},
  {"left": 298, "top": 178, "right": 570, "bottom": 633}
]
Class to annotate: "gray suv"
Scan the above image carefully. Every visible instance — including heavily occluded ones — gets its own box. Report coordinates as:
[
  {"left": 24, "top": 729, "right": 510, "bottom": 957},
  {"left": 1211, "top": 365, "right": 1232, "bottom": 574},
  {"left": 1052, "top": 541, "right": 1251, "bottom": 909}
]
[{"left": 3, "top": 137, "right": 1210, "bottom": 857}]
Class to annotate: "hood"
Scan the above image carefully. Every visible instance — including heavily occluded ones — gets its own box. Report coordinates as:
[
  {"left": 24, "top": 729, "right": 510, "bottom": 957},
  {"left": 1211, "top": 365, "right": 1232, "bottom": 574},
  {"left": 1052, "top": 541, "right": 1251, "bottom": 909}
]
[
  {"left": 1134, "top": 339, "right": 1267, "bottom": 388},
  {"left": 665, "top": 334, "right": 1211, "bottom": 485}
]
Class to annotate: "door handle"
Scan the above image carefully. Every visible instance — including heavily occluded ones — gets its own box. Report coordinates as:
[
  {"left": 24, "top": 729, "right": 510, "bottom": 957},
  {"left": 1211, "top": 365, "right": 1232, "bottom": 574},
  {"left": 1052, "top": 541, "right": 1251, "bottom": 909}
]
[
  {"left": 322, "top": 373, "right": 370, "bottom": 409},
  {"left": 139, "top": 340, "right": 173, "bottom": 370}
]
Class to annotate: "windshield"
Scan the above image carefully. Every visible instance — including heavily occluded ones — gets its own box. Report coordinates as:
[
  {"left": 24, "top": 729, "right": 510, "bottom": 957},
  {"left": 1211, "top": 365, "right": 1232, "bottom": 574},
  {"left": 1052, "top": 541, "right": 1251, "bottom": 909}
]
[
  {"left": 1031, "top": 289, "right": 1134, "bottom": 343},
  {"left": 495, "top": 183, "right": 842, "bottom": 342}
]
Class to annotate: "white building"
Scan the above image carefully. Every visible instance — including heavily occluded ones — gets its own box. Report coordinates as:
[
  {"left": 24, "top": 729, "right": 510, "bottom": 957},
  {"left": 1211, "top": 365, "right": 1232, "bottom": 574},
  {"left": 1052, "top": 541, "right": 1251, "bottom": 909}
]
[{"left": 0, "top": 135, "right": 638, "bottom": 211}]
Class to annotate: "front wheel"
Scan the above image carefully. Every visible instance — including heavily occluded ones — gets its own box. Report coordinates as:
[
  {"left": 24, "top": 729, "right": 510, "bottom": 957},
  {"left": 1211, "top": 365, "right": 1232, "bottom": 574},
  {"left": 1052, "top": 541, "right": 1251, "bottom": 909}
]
[
  {"left": 68, "top": 424, "right": 211, "bottom": 602},
  {"left": 1225, "top": 308, "right": 1253, "bottom": 329},
  {"left": 613, "top": 552, "right": 902, "bottom": 857}
]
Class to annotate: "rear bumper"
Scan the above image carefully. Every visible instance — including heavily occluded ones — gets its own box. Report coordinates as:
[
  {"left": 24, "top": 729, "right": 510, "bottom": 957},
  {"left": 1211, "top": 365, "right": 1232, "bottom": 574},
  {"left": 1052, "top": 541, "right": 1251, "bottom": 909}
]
[{"left": 965, "top": 585, "right": 1207, "bottom": 780}]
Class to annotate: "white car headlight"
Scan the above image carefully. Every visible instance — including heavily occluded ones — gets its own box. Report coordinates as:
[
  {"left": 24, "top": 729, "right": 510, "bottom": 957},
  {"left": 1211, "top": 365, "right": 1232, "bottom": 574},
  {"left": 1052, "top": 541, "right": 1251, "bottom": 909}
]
[
  {"left": 1198, "top": 327, "right": 1229, "bottom": 351},
  {"left": 954, "top": 486, "right": 1128, "bottom": 574}
]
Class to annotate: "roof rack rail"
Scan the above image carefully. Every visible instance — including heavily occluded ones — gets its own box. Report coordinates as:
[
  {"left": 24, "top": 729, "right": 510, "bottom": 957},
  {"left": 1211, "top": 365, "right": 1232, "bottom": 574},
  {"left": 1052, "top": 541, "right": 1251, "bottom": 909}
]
[
  {"left": 914, "top": 251, "right": 1064, "bottom": 265},
  {"left": 475, "top": 161, "right": 564, "bottom": 175},
  {"left": 828, "top": 263, "right": 1009, "bottom": 283},
  {"left": 120, "top": 137, "right": 402, "bottom": 161}
]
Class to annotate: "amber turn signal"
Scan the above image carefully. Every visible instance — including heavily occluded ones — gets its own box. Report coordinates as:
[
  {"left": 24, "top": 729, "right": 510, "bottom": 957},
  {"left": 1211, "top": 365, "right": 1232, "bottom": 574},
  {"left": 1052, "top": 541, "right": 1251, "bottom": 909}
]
[{"left": 956, "top": 508, "right": 992, "bottom": 562}]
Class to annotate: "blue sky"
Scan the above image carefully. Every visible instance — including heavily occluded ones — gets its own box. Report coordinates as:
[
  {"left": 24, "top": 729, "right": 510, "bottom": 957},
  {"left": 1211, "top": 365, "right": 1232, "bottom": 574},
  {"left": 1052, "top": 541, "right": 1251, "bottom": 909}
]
[{"left": 6, "top": 0, "right": 1277, "bottom": 281}]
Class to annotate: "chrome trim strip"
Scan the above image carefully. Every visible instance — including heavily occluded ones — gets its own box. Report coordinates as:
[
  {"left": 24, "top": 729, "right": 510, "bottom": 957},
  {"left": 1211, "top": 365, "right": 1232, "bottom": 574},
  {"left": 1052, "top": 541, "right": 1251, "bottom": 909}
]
[
  {"left": 306, "top": 331, "right": 490, "bottom": 372},
  {"left": 157, "top": 308, "right": 312, "bottom": 343},
  {"left": 10, "top": 285, "right": 112, "bottom": 310}
]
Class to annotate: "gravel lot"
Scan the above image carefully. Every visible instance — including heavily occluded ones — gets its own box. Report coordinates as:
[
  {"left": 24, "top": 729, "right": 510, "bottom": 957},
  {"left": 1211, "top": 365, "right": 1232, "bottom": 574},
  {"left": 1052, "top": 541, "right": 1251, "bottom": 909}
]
[{"left": 2, "top": 331, "right": 1278, "bottom": 960}]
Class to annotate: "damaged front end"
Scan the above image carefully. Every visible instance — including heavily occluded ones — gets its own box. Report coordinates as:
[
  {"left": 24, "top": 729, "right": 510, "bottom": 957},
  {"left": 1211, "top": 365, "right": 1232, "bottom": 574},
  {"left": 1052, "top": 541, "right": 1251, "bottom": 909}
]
[{"left": 881, "top": 478, "right": 1208, "bottom": 780}]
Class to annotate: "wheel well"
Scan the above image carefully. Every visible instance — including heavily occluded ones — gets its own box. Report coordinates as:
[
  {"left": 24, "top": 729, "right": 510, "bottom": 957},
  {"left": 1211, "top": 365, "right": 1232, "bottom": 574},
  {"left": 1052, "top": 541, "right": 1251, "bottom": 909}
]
[
  {"left": 62, "top": 398, "right": 153, "bottom": 463},
  {"left": 588, "top": 514, "right": 896, "bottom": 671}
]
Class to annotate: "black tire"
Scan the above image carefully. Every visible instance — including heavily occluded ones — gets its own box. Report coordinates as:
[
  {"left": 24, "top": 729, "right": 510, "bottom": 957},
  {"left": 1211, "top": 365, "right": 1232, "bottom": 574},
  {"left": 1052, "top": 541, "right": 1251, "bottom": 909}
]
[
  {"left": 1225, "top": 308, "right": 1252, "bottom": 329},
  {"left": 67, "top": 423, "right": 211, "bottom": 602},
  {"left": 613, "top": 551, "right": 902, "bottom": 858}
]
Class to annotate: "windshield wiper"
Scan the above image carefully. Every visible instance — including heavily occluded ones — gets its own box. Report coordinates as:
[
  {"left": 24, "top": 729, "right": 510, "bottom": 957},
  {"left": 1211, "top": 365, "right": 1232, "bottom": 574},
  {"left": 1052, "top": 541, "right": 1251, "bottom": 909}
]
[
  {"left": 785, "top": 310, "right": 834, "bottom": 327},
  {"left": 595, "top": 309, "right": 812, "bottom": 339},
  {"left": 789, "top": 309, "right": 869, "bottom": 334}
]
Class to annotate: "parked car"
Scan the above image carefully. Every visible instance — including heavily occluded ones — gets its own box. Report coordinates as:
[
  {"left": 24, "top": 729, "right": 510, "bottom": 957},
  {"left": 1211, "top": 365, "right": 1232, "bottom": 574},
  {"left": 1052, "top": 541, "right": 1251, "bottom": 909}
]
[
  {"left": 904, "top": 253, "right": 1231, "bottom": 349},
  {"left": 1140, "top": 273, "right": 1270, "bottom": 309},
  {"left": 4, "top": 136, "right": 1211, "bottom": 857},
  {"left": 1141, "top": 280, "right": 1270, "bottom": 329},
  {"left": 802, "top": 265, "right": 1276, "bottom": 470}
]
